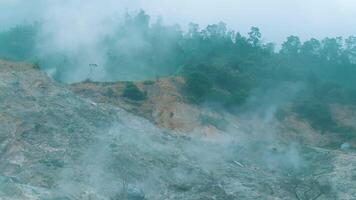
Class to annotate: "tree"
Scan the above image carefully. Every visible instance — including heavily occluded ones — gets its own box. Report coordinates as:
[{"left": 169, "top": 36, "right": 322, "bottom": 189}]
[
  {"left": 248, "top": 27, "right": 261, "bottom": 47},
  {"left": 0, "top": 23, "right": 39, "bottom": 61},
  {"left": 345, "top": 36, "right": 356, "bottom": 63},
  {"left": 235, "top": 32, "right": 252, "bottom": 54},
  {"left": 280, "top": 35, "right": 301, "bottom": 56},
  {"left": 320, "top": 37, "right": 343, "bottom": 62},
  {"left": 187, "top": 23, "right": 200, "bottom": 38},
  {"left": 300, "top": 38, "right": 321, "bottom": 59},
  {"left": 184, "top": 72, "right": 213, "bottom": 103}
]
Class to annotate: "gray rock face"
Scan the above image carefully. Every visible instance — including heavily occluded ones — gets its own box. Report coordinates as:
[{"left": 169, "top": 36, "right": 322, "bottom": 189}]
[{"left": 0, "top": 60, "right": 355, "bottom": 200}]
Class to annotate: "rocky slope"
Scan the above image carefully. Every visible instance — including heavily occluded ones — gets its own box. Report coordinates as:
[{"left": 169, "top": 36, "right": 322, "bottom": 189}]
[
  {"left": 70, "top": 77, "right": 210, "bottom": 133},
  {"left": 70, "top": 76, "right": 356, "bottom": 148},
  {"left": 1, "top": 60, "right": 356, "bottom": 200}
]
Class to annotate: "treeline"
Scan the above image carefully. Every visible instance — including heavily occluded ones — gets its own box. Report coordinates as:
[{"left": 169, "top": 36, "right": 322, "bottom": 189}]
[
  {"left": 0, "top": 23, "right": 40, "bottom": 61},
  {"left": 1, "top": 11, "right": 356, "bottom": 107},
  {"left": 1, "top": 11, "right": 356, "bottom": 138}
]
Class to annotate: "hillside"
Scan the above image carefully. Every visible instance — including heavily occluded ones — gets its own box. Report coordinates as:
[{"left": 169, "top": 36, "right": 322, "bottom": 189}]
[
  {"left": 70, "top": 76, "right": 356, "bottom": 148},
  {"left": 70, "top": 77, "right": 222, "bottom": 134},
  {"left": 1, "top": 60, "right": 356, "bottom": 200}
]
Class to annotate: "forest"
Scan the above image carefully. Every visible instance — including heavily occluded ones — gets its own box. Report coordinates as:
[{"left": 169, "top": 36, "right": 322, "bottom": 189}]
[{"left": 1, "top": 11, "right": 356, "bottom": 137}]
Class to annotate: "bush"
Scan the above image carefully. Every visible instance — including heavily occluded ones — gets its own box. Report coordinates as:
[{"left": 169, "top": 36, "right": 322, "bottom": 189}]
[
  {"left": 184, "top": 72, "right": 213, "bottom": 103},
  {"left": 208, "top": 88, "right": 232, "bottom": 106},
  {"left": 229, "top": 89, "right": 249, "bottom": 106},
  {"left": 293, "top": 100, "right": 336, "bottom": 132},
  {"left": 32, "top": 61, "right": 40, "bottom": 70},
  {"left": 208, "top": 88, "right": 249, "bottom": 109},
  {"left": 122, "top": 83, "right": 147, "bottom": 101},
  {"left": 83, "top": 78, "right": 93, "bottom": 83},
  {"left": 181, "top": 63, "right": 253, "bottom": 107}
]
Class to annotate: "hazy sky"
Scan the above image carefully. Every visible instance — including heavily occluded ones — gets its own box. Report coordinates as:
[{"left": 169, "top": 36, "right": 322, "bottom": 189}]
[{"left": 1, "top": 0, "right": 356, "bottom": 43}]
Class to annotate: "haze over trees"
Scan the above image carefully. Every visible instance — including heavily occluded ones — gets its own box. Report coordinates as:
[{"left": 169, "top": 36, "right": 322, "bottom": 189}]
[{"left": 0, "top": 11, "right": 356, "bottom": 136}]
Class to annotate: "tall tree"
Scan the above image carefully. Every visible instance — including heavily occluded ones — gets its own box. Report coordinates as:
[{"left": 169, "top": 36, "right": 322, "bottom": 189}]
[
  {"left": 248, "top": 27, "right": 261, "bottom": 47},
  {"left": 320, "top": 37, "right": 343, "bottom": 63},
  {"left": 345, "top": 36, "right": 356, "bottom": 63},
  {"left": 280, "top": 35, "right": 301, "bottom": 56},
  {"left": 300, "top": 38, "right": 321, "bottom": 59}
]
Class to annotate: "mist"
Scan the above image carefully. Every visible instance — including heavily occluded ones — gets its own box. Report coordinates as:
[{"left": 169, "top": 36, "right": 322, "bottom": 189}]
[
  {"left": 0, "top": 1, "right": 356, "bottom": 199},
  {"left": 2, "top": 0, "right": 356, "bottom": 82},
  {"left": 52, "top": 106, "right": 309, "bottom": 199},
  {"left": 2, "top": 0, "right": 356, "bottom": 42}
]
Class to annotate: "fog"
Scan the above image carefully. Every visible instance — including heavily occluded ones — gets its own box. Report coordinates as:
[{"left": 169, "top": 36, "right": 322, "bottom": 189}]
[
  {"left": 1, "top": 0, "right": 356, "bottom": 42},
  {"left": 52, "top": 105, "right": 309, "bottom": 199},
  {"left": 1, "top": 1, "right": 355, "bottom": 198}
]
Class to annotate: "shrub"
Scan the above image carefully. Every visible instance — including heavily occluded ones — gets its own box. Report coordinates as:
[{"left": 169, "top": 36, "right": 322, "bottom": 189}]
[
  {"left": 83, "top": 78, "right": 93, "bottom": 83},
  {"left": 184, "top": 72, "right": 213, "bottom": 103},
  {"left": 293, "top": 100, "right": 336, "bottom": 132},
  {"left": 208, "top": 88, "right": 232, "bottom": 106},
  {"left": 122, "top": 83, "right": 147, "bottom": 101},
  {"left": 32, "top": 61, "right": 40, "bottom": 70},
  {"left": 229, "top": 89, "right": 249, "bottom": 105}
]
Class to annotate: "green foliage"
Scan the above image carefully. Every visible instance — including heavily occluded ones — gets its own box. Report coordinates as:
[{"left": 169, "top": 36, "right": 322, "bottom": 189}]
[
  {"left": 0, "top": 23, "right": 39, "bottom": 61},
  {"left": 248, "top": 27, "right": 262, "bottom": 47},
  {"left": 230, "top": 89, "right": 249, "bottom": 105},
  {"left": 83, "top": 78, "right": 93, "bottom": 83},
  {"left": 280, "top": 36, "right": 301, "bottom": 56},
  {"left": 180, "top": 61, "right": 254, "bottom": 107},
  {"left": 1, "top": 11, "right": 356, "bottom": 131},
  {"left": 208, "top": 88, "right": 233, "bottom": 106},
  {"left": 184, "top": 72, "right": 212, "bottom": 103},
  {"left": 1, "top": 12, "right": 356, "bottom": 91},
  {"left": 122, "top": 83, "right": 147, "bottom": 101},
  {"left": 32, "top": 60, "right": 41, "bottom": 70},
  {"left": 291, "top": 78, "right": 356, "bottom": 136},
  {"left": 294, "top": 98, "right": 356, "bottom": 140},
  {"left": 293, "top": 100, "right": 336, "bottom": 132}
]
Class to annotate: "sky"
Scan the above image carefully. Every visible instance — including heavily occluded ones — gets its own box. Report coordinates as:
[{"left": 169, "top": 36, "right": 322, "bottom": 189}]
[
  {"left": 142, "top": 0, "right": 356, "bottom": 42},
  {"left": 1, "top": 0, "right": 355, "bottom": 43}
]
